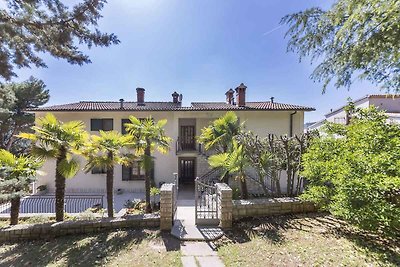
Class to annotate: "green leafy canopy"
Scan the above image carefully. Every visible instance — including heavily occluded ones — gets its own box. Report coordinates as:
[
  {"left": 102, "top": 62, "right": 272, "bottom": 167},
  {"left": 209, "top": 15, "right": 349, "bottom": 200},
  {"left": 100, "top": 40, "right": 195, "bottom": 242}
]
[
  {"left": 301, "top": 106, "right": 400, "bottom": 235},
  {"left": 282, "top": 0, "right": 400, "bottom": 93}
]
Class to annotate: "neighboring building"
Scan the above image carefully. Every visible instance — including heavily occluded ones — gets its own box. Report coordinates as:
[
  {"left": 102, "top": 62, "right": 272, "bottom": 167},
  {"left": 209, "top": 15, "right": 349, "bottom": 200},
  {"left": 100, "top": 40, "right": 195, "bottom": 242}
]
[
  {"left": 307, "top": 94, "right": 400, "bottom": 131},
  {"left": 29, "top": 83, "right": 314, "bottom": 194}
]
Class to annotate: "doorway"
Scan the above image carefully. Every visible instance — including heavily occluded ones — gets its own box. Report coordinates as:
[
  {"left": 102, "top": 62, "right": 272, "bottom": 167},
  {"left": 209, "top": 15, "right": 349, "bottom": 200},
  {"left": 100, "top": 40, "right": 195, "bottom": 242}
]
[{"left": 179, "top": 158, "right": 196, "bottom": 185}]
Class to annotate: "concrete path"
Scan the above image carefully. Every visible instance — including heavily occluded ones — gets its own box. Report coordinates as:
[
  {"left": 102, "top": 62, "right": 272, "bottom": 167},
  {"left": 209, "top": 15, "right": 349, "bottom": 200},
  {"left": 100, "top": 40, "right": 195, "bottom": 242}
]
[
  {"left": 181, "top": 241, "right": 224, "bottom": 267},
  {"left": 174, "top": 185, "right": 225, "bottom": 267},
  {"left": 172, "top": 185, "right": 223, "bottom": 241}
]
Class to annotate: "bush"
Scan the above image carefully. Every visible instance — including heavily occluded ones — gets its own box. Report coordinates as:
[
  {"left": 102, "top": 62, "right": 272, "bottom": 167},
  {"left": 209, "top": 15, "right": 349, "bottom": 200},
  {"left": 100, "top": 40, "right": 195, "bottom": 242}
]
[
  {"left": 72, "top": 210, "right": 98, "bottom": 221},
  {"left": 25, "top": 215, "right": 52, "bottom": 224},
  {"left": 301, "top": 106, "right": 400, "bottom": 235}
]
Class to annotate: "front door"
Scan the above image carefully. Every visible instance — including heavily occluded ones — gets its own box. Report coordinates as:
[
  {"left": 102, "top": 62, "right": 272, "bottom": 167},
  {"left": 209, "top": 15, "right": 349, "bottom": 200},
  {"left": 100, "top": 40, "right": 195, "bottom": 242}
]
[{"left": 179, "top": 158, "right": 196, "bottom": 184}]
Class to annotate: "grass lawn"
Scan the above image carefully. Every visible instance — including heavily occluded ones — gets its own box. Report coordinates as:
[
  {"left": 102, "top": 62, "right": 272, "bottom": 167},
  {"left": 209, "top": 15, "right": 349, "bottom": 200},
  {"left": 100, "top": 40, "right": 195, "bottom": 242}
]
[
  {"left": 0, "top": 228, "right": 182, "bottom": 267},
  {"left": 214, "top": 213, "right": 399, "bottom": 267}
]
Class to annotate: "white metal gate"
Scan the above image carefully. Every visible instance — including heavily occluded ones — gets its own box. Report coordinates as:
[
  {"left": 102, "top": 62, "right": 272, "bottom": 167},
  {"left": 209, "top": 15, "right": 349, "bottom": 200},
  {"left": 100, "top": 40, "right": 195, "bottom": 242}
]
[
  {"left": 195, "top": 178, "right": 219, "bottom": 226},
  {"left": 173, "top": 173, "right": 179, "bottom": 221}
]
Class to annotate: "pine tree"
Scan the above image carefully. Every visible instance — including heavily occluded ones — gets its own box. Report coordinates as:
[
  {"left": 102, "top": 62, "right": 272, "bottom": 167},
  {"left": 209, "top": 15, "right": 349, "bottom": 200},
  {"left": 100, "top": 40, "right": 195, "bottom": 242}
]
[
  {"left": 0, "top": 0, "right": 119, "bottom": 81},
  {"left": 0, "top": 77, "right": 49, "bottom": 154}
]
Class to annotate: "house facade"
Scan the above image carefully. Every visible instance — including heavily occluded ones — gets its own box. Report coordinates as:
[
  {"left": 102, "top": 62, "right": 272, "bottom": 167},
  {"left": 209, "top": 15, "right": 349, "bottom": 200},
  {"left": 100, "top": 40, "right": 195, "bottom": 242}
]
[
  {"left": 307, "top": 94, "right": 400, "bottom": 131},
  {"left": 30, "top": 84, "right": 314, "bottom": 194}
]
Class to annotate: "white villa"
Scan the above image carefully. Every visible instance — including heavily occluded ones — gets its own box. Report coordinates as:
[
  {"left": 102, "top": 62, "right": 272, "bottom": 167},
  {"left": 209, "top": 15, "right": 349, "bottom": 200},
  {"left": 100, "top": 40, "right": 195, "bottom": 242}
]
[
  {"left": 307, "top": 94, "right": 400, "bottom": 130},
  {"left": 30, "top": 83, "right": 314, "bottom": 195}
]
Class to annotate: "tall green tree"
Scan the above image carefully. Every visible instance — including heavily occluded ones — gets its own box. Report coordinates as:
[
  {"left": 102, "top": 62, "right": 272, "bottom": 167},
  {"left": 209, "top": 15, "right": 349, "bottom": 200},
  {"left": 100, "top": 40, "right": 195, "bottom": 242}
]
[
  {"left": 301, "top": 106, "right": 400, "bottom": 235},
  {"left": 82, "top": 131, "right": 134, "bottom": 218},
  {"left": 0, "top": 0, "right": 119, "bottom": 81},
  {"left": 208, "top": 140, "right": 249, "bottom": 199},
  {"left": 198, "top": 111, "right": 243, "bottom": 153},
  {"left": 282, "top": 0, "right": 400, "bottom": 93},
  {"left": 124, "top": 116, "right": 171, "bottom": 213},
  {"left": 19, "top": 113, "right": 87, "bottom": 221},
  {"left": 0, "top": 149, "right": 43, "bottom": 225},
  {"left": 0, "top": 77, "right": 49, "bottom": 154}
]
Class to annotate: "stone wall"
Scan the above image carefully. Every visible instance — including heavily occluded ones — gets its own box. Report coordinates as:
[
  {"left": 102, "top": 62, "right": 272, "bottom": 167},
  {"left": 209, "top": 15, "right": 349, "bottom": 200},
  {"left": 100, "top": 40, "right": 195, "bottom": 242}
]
[
  {"left": 0, "top": 214, "right": 159, "bottom": 243},
  {"left": 216, "top": 183, "right": 233, "bottom": 229},
  {"left": 160, "top": 183, "right": 175, "bottom": 231},
  {"left": 232, "top": 197, "right": 316, "bottom": 220}
]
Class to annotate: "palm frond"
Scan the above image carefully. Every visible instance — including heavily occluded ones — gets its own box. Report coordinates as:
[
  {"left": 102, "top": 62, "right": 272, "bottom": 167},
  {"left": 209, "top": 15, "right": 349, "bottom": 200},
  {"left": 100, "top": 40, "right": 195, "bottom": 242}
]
[
  {"left": 16, "top": 132, "right": 37, "bottom": 141},
  {"left": 31, "top": 146, "right": 59, "bottom": 159},
  {"left": 57, "top": 157, "right": 80, "bottom": 178}
]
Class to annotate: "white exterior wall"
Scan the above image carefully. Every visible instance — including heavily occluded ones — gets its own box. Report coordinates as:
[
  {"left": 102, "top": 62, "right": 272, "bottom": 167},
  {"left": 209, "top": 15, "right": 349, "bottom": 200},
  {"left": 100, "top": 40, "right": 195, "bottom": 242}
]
[
  {"left": 325, "top": 98, "right": 369, "bottom": 124},
  {"left": 369, "top": 97, "right": 400, "bottom": 113},
  {"left": 311, "top": 97, "right": 400, "bottom": 131},
  {"left": 34, "top": 110, "right": 305, "bottom": 193}
]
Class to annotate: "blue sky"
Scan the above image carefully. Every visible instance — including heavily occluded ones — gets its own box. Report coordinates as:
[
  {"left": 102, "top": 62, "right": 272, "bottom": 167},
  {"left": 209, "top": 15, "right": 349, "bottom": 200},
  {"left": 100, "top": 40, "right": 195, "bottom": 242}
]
[{"left": 12, "top": 0, "right": 381, "bottom": 123}]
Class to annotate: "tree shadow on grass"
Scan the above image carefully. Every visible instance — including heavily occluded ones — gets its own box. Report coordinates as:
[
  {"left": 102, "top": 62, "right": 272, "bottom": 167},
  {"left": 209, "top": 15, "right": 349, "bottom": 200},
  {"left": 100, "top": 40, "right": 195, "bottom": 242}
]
[
  {"left": 292, "top": 214, "right": 400, "bottom": 266},
  {"left": 321, "top": 221, "right": 400, "bottom": 266},
  {"left": 214, "top": 212, "right": 400, "bottom": 266},
  {"left": 0, "top": 228, "right": 158, "bottom": 266},
  {"left": 213, "top": 215, "right": 298, "bottom": 249}
]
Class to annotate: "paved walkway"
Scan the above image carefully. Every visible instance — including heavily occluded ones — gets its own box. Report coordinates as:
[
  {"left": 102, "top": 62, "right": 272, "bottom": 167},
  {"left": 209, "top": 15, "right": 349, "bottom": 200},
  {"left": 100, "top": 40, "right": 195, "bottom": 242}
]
[
  {"left": 174, "top": 185, "right": 225, "bottom": 267},
  {"left": 181, "top": 241, "right": 224, "bottom": 267}
]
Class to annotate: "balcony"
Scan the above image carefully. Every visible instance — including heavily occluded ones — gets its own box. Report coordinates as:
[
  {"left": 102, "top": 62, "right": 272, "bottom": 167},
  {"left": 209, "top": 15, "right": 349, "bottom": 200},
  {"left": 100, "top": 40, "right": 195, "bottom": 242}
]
[{"left": 176, "top": 136, "right": 197, "bottom": 154}]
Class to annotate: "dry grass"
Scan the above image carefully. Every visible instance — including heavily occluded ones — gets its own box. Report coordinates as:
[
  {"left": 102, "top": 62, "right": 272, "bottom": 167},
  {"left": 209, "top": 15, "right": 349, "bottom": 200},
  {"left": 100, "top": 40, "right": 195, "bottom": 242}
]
[
  {"left": 0, "top": 228, "right": 182, "bottom": 267},
  {"left": 214, "top": 213, "right": 400, "bottom": 267}
]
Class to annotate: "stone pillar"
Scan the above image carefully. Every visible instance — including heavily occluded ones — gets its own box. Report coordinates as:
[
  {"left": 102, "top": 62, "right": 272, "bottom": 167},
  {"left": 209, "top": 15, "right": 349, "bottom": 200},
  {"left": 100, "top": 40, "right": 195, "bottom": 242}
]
[
  {"left": 216, "top": 183, "right": 233, "bottom": 229},
  {"left": 160, "top": 183, "right": 174, "bottom": 231}
]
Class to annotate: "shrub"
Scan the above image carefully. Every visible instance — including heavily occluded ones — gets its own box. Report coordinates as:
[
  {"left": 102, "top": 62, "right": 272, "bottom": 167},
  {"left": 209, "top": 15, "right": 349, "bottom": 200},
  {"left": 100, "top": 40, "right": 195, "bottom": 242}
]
[
  {"left": 25, "top": 215, "right": 52, "bottom": 224},
  {"left": 301, "top": 106, "right": 400, "bottom": 235}
]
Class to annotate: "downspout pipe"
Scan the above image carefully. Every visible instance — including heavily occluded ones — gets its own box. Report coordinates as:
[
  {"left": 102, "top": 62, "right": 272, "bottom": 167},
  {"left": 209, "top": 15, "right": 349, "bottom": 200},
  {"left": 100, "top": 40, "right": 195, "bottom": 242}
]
[{"left": 289, "top": 111, "right": 297, "bottom": 137}]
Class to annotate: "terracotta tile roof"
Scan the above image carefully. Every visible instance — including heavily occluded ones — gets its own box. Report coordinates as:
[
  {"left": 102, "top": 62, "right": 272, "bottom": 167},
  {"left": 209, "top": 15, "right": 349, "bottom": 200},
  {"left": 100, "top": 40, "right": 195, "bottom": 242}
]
[
  {"left": 29, "top": 101, "right": 183, "bottom": 111},
  {"left": 190, "top": 102, "right": 315, "bottom": 111},
  {"left": 29, "top": 101, "right": 315, "bottom": 112}
]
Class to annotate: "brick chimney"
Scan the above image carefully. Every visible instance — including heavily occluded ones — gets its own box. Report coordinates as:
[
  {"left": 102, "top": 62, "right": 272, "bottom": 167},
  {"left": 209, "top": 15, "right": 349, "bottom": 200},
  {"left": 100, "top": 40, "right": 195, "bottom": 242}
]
[
  {"left": 172, "top": 91, "right": 179, "bottom": 103},
  {"left": 136, "top": 88, "right": 145, "bottom": 105},
  {"left": 235, "top": 83, "right": 247, "bottom": 107},
  {"left": 225, "top": 89, "right": 235, "bottom": 105}
]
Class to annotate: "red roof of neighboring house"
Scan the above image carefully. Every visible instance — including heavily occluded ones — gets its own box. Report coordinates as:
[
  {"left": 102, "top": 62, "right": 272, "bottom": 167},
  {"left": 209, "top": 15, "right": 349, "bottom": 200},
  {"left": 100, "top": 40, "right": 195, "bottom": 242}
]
[{"left": 29, "top": 101, "right": 315, "bottom": 112}]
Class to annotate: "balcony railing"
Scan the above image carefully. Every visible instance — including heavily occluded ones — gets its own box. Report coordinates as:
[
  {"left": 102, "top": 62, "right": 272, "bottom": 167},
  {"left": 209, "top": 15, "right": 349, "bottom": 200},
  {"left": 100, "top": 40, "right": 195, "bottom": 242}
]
[{"left": 176, "top": 136, "right": 197, "bottom": 154}]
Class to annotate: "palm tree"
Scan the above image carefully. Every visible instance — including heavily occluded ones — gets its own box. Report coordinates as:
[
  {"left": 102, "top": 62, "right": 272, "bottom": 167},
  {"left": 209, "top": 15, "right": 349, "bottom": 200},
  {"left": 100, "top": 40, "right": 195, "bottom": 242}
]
[
  {"left": 208, "top": 140, "right": 249, "bottom": 199},
  {"left": 0, "top": 149, "right": 43, "bottom": 225},
  {"left": 198, "top": 111, "right": 244, "bottom": 183},
  {"left": 198, "top": 111, "right": 243, "bottom": 153},
  {"left": 82, "top": 130, "right": 134, "bottom": 218},
  {"left": 124, "top": 116, "right": 171, "bottom": 213},
  {"left": 18, "top": 113, "right": 87, "bottom": 221}
]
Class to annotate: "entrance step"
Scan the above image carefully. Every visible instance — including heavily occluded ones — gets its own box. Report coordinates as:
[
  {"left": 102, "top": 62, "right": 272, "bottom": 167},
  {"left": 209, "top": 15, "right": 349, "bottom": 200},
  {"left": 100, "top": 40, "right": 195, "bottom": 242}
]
[{"left": 171, "top": 220, "right": 224, "bottom": 241}]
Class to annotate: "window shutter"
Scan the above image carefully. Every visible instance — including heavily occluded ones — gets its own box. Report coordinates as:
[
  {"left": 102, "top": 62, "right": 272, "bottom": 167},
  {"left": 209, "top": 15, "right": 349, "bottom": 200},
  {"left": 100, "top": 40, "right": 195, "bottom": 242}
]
[
  {"left": 91, "top": 119, "right": 102, "bottom": 131},
  {"left": 103, "top": 119, "right": 113, "bottom": 131},
  {"left": 122, "top": 165, "right": 132, "bottom": 181}
]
